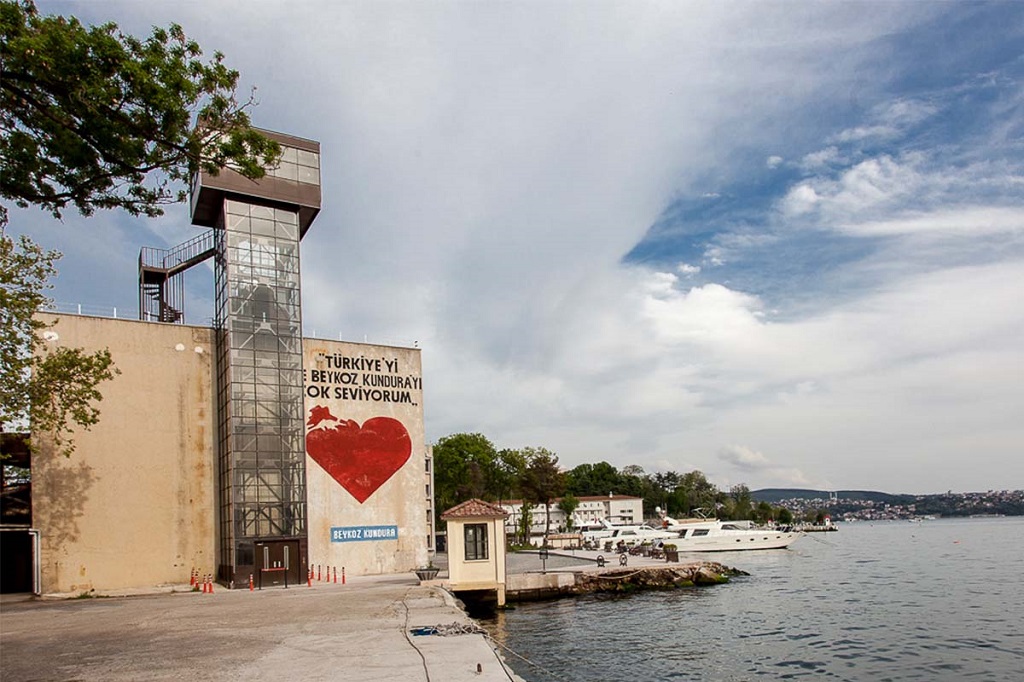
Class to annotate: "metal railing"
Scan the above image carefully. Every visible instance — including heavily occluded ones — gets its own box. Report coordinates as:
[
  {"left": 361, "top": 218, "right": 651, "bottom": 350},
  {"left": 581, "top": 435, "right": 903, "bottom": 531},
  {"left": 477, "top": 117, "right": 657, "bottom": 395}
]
[{"left": 139, "top": 229, "right": 216, "bottom": 274}]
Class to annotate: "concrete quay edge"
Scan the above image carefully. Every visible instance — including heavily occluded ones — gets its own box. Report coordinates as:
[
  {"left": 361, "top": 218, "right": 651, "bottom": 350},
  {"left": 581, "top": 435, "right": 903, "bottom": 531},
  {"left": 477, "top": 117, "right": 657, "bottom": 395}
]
[{"left": 0, "top": 572, "right": 527, "bottom": 682}]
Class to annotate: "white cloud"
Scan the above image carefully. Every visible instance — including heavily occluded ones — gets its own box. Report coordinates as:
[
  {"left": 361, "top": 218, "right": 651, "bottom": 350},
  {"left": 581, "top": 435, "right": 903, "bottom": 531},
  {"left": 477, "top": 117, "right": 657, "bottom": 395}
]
[
  {"left": 766, "top": 155, "right": 784, "bottom": 169},
  {"left": 677, "top": 263, "right": 702, "bottom": 276},
  {"left": 800, "top": 145, "right": 841, "bottom": 169},
  {"left": 829, "top": 97, "right": 937, "bottom": 144},
  {"left": 718, "top": 445, "right": 771, "bottom": 470},
  {"left": 780, "top": 153, "right": 1024, "bottom": 242},
  {"left": 18, "top": 1, "right": 1022, "bottom": 494},
  {"left": 838, "top": 206, "right": 1024, "bottom": 237}
]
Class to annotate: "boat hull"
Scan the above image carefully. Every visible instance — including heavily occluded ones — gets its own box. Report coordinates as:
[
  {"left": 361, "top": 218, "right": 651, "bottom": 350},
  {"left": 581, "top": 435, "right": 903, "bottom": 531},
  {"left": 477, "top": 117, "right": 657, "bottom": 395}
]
[{"left": 676, "top": 531, "right": 803, "bottom": 552}]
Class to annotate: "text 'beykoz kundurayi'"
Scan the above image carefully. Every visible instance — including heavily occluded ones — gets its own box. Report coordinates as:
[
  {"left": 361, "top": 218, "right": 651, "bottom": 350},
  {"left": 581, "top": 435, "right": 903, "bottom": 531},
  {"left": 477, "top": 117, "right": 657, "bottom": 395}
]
[{"left": 305, "top": 352, "right": 422, "bottom": 405}]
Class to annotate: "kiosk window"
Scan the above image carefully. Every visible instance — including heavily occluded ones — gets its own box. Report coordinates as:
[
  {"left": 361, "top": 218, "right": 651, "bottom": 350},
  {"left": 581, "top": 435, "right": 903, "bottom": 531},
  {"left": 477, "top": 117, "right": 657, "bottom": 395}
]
[{"left": 465, "top": 523, "right": 488, "bottom": 561}]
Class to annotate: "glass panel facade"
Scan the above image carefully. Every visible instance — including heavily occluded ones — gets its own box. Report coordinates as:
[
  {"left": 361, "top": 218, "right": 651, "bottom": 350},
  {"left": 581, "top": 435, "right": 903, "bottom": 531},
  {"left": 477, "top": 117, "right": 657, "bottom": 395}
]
[
  {"left": 215, "top": 198, "right": 307, "bottom": 578},
  {"left": 265, "top": 145, "right": 321, "bottom": 186}
]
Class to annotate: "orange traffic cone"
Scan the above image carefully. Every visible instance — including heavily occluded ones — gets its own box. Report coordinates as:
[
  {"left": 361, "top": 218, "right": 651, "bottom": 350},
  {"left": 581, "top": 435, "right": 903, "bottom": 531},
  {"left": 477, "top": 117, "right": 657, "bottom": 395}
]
[{"left": 249, "top": 573, "right": 254, "bottom": 592}]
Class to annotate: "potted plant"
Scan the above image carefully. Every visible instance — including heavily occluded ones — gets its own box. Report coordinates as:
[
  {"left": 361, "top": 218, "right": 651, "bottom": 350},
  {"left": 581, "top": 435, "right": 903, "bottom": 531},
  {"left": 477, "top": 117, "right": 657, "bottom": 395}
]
[
  {"left": 413, "top": 562, "right": 440, "bottom": 581},
  {"left": 663, "top": 543, "right": 679, "bottom": 563}
]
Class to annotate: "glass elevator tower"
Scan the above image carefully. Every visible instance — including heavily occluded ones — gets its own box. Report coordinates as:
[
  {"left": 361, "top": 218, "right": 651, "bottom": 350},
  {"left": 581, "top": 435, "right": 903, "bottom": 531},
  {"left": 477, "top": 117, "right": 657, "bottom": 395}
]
[{"left": 190, "top": 131, "right": 321, "bottom": 586}]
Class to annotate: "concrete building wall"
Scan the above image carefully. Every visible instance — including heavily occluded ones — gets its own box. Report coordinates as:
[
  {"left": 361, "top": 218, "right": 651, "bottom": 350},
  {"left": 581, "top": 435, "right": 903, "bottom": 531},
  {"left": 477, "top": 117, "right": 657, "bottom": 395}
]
[
  {"left": 28, "top": 316, "right": 431, "bottom": 594},
  {"left": 32, "top": 315, "right": 217, "bottom": 595},
  {"left": 302, "top": 339, "right": 428, "bottom": 576}
]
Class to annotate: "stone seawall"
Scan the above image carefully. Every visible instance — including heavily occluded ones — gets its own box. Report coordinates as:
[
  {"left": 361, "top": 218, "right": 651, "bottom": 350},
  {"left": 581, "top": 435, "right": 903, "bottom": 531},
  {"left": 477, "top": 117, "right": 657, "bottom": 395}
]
[{"left": 506, "top": 562, "right": 746, "bottom": 602}]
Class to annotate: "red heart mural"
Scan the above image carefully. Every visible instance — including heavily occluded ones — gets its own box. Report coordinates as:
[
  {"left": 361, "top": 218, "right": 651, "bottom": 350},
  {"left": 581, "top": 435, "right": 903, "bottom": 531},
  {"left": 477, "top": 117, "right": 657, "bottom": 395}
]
[{"left": 305, "top": 406, "right": 412, "bottom": 503}]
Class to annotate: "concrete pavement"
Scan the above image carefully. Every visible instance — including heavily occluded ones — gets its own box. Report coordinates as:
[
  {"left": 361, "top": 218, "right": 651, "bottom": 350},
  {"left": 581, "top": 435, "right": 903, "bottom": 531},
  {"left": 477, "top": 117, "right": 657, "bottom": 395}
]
[{"left": 0, "top": 573, "right": 524, "bottom": 681}]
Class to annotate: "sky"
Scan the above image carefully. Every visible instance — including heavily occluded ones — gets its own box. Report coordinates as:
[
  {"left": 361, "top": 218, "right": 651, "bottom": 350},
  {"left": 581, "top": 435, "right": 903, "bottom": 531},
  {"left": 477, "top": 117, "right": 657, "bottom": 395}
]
[{"left": 11, "top": 1, "right": 1024, "bottom": 495}]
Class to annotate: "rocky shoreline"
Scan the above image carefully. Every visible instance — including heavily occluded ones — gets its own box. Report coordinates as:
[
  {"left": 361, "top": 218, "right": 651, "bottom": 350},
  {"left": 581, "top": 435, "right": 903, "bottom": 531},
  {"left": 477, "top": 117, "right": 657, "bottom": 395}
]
[
  {"left": 573, "top": 562, "right": 748, "bottom": 594},
  {"left": 506, "top": 561, "right": 748, "bottom": 602}
]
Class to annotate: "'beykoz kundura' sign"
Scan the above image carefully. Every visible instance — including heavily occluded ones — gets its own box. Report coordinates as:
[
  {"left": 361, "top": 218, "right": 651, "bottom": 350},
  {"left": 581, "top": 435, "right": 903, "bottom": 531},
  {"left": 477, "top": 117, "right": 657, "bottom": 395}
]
[{"left": 330, "top": 525, "right": 399, "bottom": 542}]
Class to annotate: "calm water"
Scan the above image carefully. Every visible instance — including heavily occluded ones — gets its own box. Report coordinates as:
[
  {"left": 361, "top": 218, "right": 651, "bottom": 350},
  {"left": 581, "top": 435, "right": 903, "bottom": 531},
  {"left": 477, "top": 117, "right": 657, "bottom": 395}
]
[{"left": 484, "top": 517, "right": 1024, "bottom": 681}]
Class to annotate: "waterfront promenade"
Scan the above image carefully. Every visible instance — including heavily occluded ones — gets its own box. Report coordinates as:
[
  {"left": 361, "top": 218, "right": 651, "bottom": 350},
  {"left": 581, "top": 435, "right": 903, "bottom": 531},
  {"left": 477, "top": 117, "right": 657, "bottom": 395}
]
[{"left": 0, "top": 573, "right": 522, "bottom": 681}]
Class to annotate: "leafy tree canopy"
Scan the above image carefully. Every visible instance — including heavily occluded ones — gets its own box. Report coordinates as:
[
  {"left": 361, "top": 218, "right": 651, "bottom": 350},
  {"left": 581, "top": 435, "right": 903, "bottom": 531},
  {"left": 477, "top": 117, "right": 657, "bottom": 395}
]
[
  {"left": 432, "top": 432, "right": 498, "bottom": 518},
  {"left": 520, "top": 446, "right": 565, "bottom": 536},
  {"left": 0, "top": 0, "right": 281, "bottom": 222},
  {"left": 557, "top": 493, "right": 580, "bottom": 530},
  {"left": 0, "top": 233, "right": 118, "bottom": 457}
]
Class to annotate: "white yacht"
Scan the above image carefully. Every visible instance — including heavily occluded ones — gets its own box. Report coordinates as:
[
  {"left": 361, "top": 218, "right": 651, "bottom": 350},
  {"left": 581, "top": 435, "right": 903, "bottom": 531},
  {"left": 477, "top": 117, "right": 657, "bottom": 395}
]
[
  {"left": 655, "top": 509, "right": 803, "bottom": 551},
  {"left": 673, "top": 520, "right": 803, "bottom": 551},
  {"left": 580, "top": 519, "right": 677, "bottom": 548}
]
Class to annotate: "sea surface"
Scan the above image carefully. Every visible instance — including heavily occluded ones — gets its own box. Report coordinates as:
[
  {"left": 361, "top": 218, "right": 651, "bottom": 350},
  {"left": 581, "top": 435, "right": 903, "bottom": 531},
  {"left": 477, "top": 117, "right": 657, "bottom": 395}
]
[{"left": 483, "top": 517, "right": 1024, "bottom": 681}]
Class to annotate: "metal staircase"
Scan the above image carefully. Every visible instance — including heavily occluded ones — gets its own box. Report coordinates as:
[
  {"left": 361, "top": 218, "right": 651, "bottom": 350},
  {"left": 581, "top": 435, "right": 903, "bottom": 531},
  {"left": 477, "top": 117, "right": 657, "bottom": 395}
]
[{"left": 138, "top": 230, "right": 217, "bottom": 323}]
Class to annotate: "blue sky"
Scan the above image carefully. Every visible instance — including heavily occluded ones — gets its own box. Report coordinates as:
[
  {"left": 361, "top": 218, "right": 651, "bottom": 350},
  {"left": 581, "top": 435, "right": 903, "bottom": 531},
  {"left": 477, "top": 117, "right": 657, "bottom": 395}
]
[{"left": 11, "top": 1, "right": 1024, "bottom": 494}]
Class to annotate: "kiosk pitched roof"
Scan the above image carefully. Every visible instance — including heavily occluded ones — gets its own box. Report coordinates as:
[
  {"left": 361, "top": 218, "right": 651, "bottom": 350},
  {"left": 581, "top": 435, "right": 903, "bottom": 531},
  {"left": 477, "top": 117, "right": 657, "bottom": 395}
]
[{"left": 440, "top": 498, "right": 508, "bottom": 520}]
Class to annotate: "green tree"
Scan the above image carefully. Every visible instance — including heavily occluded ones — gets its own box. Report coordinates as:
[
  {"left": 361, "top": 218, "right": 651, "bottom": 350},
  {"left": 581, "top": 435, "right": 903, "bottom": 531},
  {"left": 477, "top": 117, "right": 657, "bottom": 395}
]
[
  {"left": 0, "top": 233, "right": 118, "bottom": 458},
  {"left": 1, "top": 2, "right": 281, "bottom": 465},
  {"left": 557, "top": 493, "right": 580, "bottom": 531},
  {"left": 1, "top": 0, "right": 281, "bottom": 221},
  {"left": 651, "top": 470, "right": 681, "bottom": 514},
  {"left": 565, "top": 461, "right": 621, "bottom": 497},
  {"left": 493, "top": 447, "right": 526, "bottom": 505},
  {"left": 516, "top": 502, "right": 534, "bottom": 546},
  {"left": 432, "top": 432, "right": 498, "bottom": 519},
  {"left": 678, "top": 470, "right": 719, "bottom": 516},
  {"left": 754, "top": 500, "right": 775, "bottom": 524},
  {"left": 520, "top": 447, "right": 565, "bottom": 539},
  {"left": 730, "top": 484, "right": 753, "bottom": 520}
]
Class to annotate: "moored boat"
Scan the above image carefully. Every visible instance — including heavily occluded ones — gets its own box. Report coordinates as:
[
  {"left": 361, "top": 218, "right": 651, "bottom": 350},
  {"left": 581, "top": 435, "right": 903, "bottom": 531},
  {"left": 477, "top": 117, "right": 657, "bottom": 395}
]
[
  {"left": 673, "top": 520, "right": 803, "bottom": 551},
  {"left": 580, "top": 519, "right": 677, "bottom": 548}
]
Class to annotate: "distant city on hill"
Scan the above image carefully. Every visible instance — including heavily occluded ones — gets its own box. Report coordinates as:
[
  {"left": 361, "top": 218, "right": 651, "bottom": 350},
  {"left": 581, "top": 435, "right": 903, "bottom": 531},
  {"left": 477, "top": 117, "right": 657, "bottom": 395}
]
[{"left": 751, "top": 488, "right": 1024, "bottom": 521}]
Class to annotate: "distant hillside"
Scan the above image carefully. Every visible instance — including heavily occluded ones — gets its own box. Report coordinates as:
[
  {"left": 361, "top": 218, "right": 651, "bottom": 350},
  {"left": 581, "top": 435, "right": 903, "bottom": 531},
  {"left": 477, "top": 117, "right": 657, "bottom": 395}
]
[{"left": 751, "top": 488, "right": 916, "bottom": 505}]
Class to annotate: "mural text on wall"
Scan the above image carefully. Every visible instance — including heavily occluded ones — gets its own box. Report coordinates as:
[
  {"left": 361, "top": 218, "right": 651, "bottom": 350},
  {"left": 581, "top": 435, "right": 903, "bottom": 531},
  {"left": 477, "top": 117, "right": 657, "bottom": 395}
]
[{"left": 305, "top": 353, "right": 422, "bottom": 406}]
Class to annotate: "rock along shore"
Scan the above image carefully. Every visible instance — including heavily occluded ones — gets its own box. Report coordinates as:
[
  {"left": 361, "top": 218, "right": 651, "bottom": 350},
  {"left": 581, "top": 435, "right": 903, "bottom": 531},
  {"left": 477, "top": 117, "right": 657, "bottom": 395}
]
[{"left": 506, "top": 560, "right": 748, "bottom": 602}]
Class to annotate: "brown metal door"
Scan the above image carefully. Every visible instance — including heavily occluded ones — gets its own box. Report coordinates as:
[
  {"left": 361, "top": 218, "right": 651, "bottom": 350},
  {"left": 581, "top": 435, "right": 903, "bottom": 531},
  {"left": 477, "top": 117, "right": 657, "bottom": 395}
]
[{"left": 255, "top": 540, "right": 300, "bottom": 588}]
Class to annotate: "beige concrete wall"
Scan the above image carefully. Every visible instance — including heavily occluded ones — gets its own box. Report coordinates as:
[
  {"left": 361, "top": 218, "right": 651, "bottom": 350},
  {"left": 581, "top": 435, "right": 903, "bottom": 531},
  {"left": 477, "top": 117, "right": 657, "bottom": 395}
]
[
  {"left": 32, "top": 315, "right": 217, "bottom": 595},
  {"left": 446, "top": 517, "right": 506, "bottom": 590},
  {"left": 303, "top": 340, "right": 428, "bottom": 576},
  {"left": 29, "top": 318, "right": 430, "bottom": 592}
]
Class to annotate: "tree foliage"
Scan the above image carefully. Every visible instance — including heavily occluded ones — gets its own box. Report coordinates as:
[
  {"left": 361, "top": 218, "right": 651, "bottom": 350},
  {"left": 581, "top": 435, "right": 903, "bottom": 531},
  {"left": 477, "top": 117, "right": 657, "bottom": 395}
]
[
  {"left": 493, "top": 447, "right": 527, "bottom": 503},
  {"left": 0, "top": 233, "right": 118, "bottom": 457},
  {"left": 429, "top": 431, "right": 809, "bottom": 541},
  {"left": 0, "top": 0, "right": 281, "bottom": 221},
  {"left": 520, "top": 446, "right": 565, "bottom": 536},
  {"left": 564, "top": 461, "right": 622, "bottom": 497},
  {"left": 557, "top": 493, "right": 580, "bottom": 530},
  {"left": 432, "top": 432, "right": 498, "bottom": 519}
]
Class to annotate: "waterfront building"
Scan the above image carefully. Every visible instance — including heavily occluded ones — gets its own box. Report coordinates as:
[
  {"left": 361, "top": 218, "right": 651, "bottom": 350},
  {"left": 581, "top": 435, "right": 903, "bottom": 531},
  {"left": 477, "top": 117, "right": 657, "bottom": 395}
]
[
  {"left": 2, "top": 130, "right": 433, "bottom": 595},
  {"left": 499, "top": 494, "right": 643, "bottom": 539}
]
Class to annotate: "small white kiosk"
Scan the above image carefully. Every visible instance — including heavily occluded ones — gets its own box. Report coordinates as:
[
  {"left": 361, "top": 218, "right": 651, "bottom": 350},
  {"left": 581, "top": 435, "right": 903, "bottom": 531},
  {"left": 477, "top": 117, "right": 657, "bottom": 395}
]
[{"left": 441, "top": 499, "right": 509, "bottom": 607}]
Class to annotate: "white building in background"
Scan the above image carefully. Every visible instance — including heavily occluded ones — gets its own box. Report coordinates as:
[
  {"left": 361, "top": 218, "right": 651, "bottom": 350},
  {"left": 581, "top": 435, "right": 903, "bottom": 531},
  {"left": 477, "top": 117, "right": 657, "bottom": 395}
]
[{"left": 499, "top": 495, "right": 644, "bottom": 537}]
